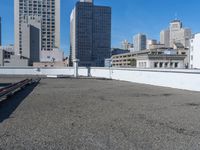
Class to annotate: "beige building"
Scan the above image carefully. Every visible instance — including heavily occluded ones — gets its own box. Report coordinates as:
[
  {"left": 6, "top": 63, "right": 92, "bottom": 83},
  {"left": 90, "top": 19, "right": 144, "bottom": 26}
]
[
  {"left": 149, "top": 44, "right": 165, "bottom": 50},
  {"left": 134, "top": 34, "right": 147, "bottom": 51},
  {"left": 21, "top": 16, "right": 41, "bottom": 65},
  {"left": 170, "top": 20, "right": 191, "bottom": 48},
  {"left": 14, "top": 0, "right": 60, "bottom": 61},
  {"left": 160, "top": 29, "right": 170, "bottom": 47},
  {"left": 0, "top": 46, "right": 14, "bottom": 66},
  {"left": 146, "top": 39, "right": 157, "bottom": 49},
  {"left": 0, "top": 45, "right": 29, "bottom": 67},
  {"left": 160, "top": 20, "right": 192, "bottom": 49},
  {"left": 112, "top": 49, "right": 186, "bottom": 69}
]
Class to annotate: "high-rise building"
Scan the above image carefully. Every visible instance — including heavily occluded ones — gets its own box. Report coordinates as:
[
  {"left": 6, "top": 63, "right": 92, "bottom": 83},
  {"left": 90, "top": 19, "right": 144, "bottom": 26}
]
[
  {"left": 0, "top": 17, "right": 1, "bottom": 46},
  {"left": 160, "top": 29, "right": 170, "bottom": 47},
  {"left": 134, "top": 34, "right": 147, "bottom": 51},
  {"left": 170, "top": 20, "right": 191, "bottom": 48},
  {"left": 70, "top": 0, "right": 111, "bottom": 67},
  {"left": 21, "top": 16, "right": 41, "bottom": 65},
  {"left": 14, "top": 0, "right": 60, "bottom": 60},
  {"left": 160, "top": 20, "right": 192, "bottom": 48}
]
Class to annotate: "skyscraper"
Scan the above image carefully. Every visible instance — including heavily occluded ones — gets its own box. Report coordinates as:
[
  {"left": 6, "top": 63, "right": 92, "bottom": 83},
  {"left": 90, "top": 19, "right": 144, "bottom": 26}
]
[
  {"left": 0, "top": 17, "right": 1, "bottom": 46},
  {"left": 21, "top": 16, "right": 41, "bottom": 65},
  {"left": 169, "top": 20, "right": 191, "bottom": 48},
  {"left": 160, "top": 29, "right": 170, "bottom": 47},
  {"left": 160, "top": 20, "right": 192, "bottom": 48},
  {"left": 134, "top": 34, "right": 147, "bottom": 51},
  {"left": 14, "top": 0, "right": 60, "bottom": 59},
  {"left": 70, "top": 0, "right": 111, "bottom": 67}
]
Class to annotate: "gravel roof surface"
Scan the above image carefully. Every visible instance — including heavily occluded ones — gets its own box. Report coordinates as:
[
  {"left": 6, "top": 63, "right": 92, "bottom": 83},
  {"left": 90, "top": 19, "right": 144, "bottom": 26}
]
[{"left": 0, "top": 77, "right": 200, "bottom": 149}]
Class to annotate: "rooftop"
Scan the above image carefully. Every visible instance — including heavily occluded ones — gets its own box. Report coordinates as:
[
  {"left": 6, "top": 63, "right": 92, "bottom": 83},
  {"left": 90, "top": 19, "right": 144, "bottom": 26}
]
[
  {"left": 171, "top": 19, "right": 182, "bottom": 23},
  {"left": 0, "top": 77, "right": 200, "bottom": 149}
]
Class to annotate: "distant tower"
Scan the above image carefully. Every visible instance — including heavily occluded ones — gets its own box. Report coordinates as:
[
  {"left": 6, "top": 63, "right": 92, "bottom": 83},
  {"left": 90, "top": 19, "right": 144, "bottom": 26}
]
[
  {"left": 160, "top": 29, "right": 170, "bottom": 47},
  {"left": 160, "top": 20, "right": 192, "bottom": 48},
  {"left": 169, "top": 20, "right": 191, "bottom": 48},
  {"left": 134, "top": 34, "right": 147, "bottom": 51},
  {"left": 80, "top": 0, "right": 93, "bottom": 2}
]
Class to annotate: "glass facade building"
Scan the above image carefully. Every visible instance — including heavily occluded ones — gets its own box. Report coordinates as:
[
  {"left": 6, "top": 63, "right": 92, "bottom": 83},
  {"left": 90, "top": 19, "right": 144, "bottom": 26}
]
[{"left": 70, "top": 0, "right": 111, "bottom": 67}]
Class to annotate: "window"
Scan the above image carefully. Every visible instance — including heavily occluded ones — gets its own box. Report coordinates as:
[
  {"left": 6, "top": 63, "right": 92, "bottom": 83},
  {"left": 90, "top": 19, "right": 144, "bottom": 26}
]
[
  {"left": 191, "top": 55, "right": 193, "bottom": 61},
  {"left": 154, "top": 62, "right": 158, "bottom": 68},
  {"left": 159, "top": 62, "right": 163, "bottom": 68},
  {"left": 170, "top": 62, "right": 173, "bottom": 68},
  {"left": 165, "top": 63, "right": 168, "bottom": 68},
  {"left": 175, "top": 62, "right": 178, "bottom": 68},
  {"left": 191, "top": 46, "right": 194, "bottom": 51}
]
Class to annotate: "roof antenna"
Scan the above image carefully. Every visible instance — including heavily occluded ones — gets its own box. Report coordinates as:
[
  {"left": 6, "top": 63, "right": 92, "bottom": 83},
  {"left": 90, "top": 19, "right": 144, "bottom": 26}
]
[{"left": 175, "top": 12, "right": 178, "bottom": 20}]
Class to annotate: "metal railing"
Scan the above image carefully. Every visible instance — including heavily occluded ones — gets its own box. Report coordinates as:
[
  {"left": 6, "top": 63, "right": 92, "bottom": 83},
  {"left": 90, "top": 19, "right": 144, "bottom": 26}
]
[{"left": 0, "top": 78, "right": 40, "bottom": 101}]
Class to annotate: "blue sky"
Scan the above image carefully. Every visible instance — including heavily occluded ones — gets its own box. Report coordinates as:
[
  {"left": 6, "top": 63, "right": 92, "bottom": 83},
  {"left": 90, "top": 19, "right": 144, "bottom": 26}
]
[{"left": 1, "top": 0, "right": 200, "bottom": 56}]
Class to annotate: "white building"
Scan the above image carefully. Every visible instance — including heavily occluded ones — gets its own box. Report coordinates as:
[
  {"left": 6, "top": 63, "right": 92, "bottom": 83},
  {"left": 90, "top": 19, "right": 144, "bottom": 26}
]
[
  {"left": 121, "top": 40, "right": 133, "bottom": 50},
  {"left": 0, "top": 45, "right": 29, "bottom": 67},
  {"left": 136, "top": 55, "right": 185, "bottom": 69},
  {"left": 134, "top": 34, "right": 146, "bottom": 51},
  {"left": 40, "top": 48, "right": 64, "bottom": 62},
  {"left": 160, "top": 29, "right": 170, "bottom": 47},
  {"left": 0, "top": 45, "right": 14, "bottom": 66},
  {"left": 190, "top": 33, "right": 200, "bottom": 69},
  {"left": 146, "top": 39, "right": 157, "bottom": 49},
  {"left": 160, "top": 20, "right": 192, "bottom": 48},
  {"left": 170, "top": 20, "right": 191, "bottom": 48}
]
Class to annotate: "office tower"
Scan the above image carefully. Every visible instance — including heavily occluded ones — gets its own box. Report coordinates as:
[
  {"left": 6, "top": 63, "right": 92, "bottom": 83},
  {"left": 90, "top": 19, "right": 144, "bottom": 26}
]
[
  {"left": 21, "top": 16, "right": 41, "bottom": 65},
  {"left": 134, "top": 34, "right": 147, "bottom": 51},
  {"left": 14, "top": 0, "right": 60, "bottom": 59},
  {"left": 170, "top": 20, "right": 191, "bottom": 48},
  {"left": 70, "top": 0, "right": 111, "bottom": 67},
  {"left": 0, "top": 17, "right": 1, "bottom": 46},
  {"left": 161, "top": 20, "right": 192, "bottom": 48},
  {"left": 160, "top": 29, "right": 170, "bottom": 47}
]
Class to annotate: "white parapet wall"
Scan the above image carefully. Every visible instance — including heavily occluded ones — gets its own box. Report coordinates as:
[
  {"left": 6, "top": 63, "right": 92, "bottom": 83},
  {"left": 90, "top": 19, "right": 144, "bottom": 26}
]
[
  {"left": 89, "top": 68, "right": 200, "bottom": 92},
  {"left": 0, "top": 67, "right": 75, "bottom": 76},
  {"left": 0, "top": 67, "right": 200, "bottom": 92}
]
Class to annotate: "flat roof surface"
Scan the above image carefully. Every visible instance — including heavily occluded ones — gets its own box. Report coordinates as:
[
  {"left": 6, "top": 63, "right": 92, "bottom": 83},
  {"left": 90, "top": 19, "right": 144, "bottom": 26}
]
[{"left": 0, "top": 77, "right": 200, "bottom": 149}]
